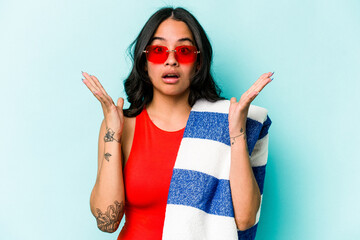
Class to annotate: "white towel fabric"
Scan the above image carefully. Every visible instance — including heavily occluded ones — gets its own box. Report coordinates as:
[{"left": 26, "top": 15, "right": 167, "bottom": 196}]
[{"left": 162, "top": 99, "right": 271, "bottom": 240}]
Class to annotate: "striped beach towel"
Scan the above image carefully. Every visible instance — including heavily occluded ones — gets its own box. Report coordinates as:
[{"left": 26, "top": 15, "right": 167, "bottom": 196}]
[{"left": 162, "top": 99, "right": 271, "bottom": 240}]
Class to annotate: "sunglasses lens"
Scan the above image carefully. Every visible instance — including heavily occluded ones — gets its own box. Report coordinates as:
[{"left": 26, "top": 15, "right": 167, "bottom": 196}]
[
  {"left": 175, "top": 46, "right": 198, "bottom": 63},
  {"left": 145, "top": 46, "right": 168, "bottom": 63},
  {"left": 145, "top": 45, "right": 198, "bottom": 64}
]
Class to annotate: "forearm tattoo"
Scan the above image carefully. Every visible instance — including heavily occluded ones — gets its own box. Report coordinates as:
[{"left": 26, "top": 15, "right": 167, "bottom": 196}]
[
  {"left": 104, "top": 152, "right": 112, "bottom": 162},
  {"left": 104, "top": 127, "right": 120, "bottom": 143},
  {"left": 96, "top": 200, "right": 124, "bottom": 232},
  {"left": 230, "top": 128, "right": 246, "bottom": 145}
]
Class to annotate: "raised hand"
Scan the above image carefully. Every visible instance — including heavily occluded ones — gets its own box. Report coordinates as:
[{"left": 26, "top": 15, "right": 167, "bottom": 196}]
[
  {"left": 81, "top": 71, "right": 124, "bottom": 141},
  {"left": 228, "top": 72, "right": 273, "bottom": 139}
]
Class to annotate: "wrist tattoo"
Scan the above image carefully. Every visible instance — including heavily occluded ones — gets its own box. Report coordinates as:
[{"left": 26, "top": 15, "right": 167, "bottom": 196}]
[
  {"left": 230, "top": 128, "right": 246, "bottom": 145},
  {"left": 104, "top": 127, "right": 120, "bottom": 143},
  {"left": 95, "top": 200, "right": 124, "bottom": 232},
  {"left": 104, "top": 152, "right": 112, "bottom": 162}
]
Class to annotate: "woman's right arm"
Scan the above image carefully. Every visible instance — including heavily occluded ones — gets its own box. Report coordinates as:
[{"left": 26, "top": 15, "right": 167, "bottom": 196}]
[
  {"left": 89, "top": 118, "right": 125, "bottom": 233},
  {"left": 82, "top": 72, "right": 125, "bottom": 233}
]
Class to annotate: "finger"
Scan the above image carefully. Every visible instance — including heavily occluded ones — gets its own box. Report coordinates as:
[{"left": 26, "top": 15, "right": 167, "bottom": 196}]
[
  {"left": 251, "top": 91, "right": 259, "bottom": 99},
  {"left": 82, "top": 72, "right": 115, "bottom": 108},
  {"left": 252, "top": 72, "right": 273, "bottom": 93},
  {"left": 250, "top": 72, "right": 270, "bottom": 90},
  {"left": 82, "top": 72, "right": 100, "bottom": 93},
  {"left": 248, "top": 91, "right": 259, "bottom": 104},
  {"left": 89, "top": 74, "right": 117, "bottom": 107},
  {"left": 229, "top": 97, "right": 237, "bottom": 109},
  {"left": 90, "top": 75, "right": 109, "bottom": 96},
  {"left": 246, "top": 72, "right": 272, "bottom": 97},
  {"left": 82, "top": 77, "right": 101, "bottom": 97},
  {"left": 229, "top": 97, "right": 238, "bottom": 114},
  {"left": 263, "top": 72, "right": 274, "bottom": 78},
  {"left": 243, "top": 74, "right": 264, "bottom": 97},
  {"left": 253, "top": 72, "right": 270, "bottom": 86},
  {"left": 254, "top": 77, "right": 272, "bottom": 93},
  {"left": 94, "top": 88, "right": 114, "bottom": 108},
  {"left": 82, "top": 78, "right": 112, "bottom": 107},
  {"left": 117, "top": 97, "right": 124, "bottom": 109},
  {"left": 240, "top": 91, "right": 259, "bottom": 108},
  {"left": 82, "top": 80, "right": 104, "bottom": 102}
]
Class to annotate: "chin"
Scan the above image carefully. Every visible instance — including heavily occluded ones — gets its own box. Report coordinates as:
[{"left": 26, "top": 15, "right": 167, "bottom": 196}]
[{"left": 155, "top": 87, "right": 190, "bottom": 98}]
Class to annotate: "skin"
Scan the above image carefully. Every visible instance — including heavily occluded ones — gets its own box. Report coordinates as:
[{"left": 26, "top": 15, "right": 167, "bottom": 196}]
[{"left": 81, "top": 17, "right": 273, "bottom": 233}]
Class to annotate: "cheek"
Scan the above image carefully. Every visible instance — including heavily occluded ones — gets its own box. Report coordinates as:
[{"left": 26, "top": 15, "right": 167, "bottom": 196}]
[
  {"left": 147, "top": 64, "right": 160, "bottom": 78},
  {"left": 185, "top": 64, "right": 197, "bottom": 77}
]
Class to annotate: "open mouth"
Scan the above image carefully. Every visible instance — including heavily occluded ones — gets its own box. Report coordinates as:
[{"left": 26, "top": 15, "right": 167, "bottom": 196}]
[
  {"left": 162, "top": 73, "right": 180, "bottom": 83},
  {"left": 162, "top": 73, "right": 179, "bottom": 78}
]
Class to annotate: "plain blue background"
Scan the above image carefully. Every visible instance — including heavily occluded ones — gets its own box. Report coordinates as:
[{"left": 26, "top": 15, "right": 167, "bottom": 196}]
[{"left": 1, "top": 0, "right": 359, "bottom": 239}]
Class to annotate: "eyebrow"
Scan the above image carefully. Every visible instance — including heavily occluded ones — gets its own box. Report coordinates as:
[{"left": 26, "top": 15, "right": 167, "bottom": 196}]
[{"left": 151, "top": 36, "right": 195, "bottom": 45}]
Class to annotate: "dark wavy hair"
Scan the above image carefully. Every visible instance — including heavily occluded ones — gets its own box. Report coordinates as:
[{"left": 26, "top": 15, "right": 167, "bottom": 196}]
[{"left": 123, "top": 7, "right": 224, "bottom": 117}]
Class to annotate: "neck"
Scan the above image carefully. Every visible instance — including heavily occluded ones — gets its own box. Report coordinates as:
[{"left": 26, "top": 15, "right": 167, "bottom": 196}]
[{"left": 146, "top": 92, "right": 191, "bottom": 131}]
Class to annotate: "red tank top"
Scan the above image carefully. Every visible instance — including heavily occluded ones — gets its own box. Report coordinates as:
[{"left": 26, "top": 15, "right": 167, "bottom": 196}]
[{"left": 118, "top": 108, "right": 185, "bottom": 240}]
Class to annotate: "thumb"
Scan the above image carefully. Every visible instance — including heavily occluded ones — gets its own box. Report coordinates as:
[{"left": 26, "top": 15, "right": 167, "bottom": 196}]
[
  {"left": 229, "top": 97, "right": 237, "bottom": 113},
  {"left": 117, "top": 97, "right": 124, "bottom": 109}
]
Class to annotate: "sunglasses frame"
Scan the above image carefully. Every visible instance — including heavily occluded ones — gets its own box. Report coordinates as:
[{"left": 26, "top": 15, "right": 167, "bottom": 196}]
[{"left": 143, "top": 45, "right": 200, "bottom": 64}]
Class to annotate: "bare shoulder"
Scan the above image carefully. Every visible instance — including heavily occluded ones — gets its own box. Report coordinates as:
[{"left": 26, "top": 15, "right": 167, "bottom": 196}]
[
  {"left": 121, "top": 116, "right": 136, "bottom": 167},
  {"left": 122, "top": 116, "right": 135, "bottom": 143}
]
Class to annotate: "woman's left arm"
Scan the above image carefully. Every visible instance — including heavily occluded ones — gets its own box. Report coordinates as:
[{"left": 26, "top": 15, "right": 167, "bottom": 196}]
[{"left": 228, "top": 72, "right": 273, "bottom": 231}]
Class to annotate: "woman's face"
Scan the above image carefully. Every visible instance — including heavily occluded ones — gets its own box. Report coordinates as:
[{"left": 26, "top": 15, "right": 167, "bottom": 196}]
[{"left": 145, "top": 18, "right": 199, "bottom": 99}]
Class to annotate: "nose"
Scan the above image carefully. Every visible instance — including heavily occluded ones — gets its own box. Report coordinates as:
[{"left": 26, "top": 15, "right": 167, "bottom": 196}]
[{"left": 164, "top": 50, "right": 178, "bottom": 66}]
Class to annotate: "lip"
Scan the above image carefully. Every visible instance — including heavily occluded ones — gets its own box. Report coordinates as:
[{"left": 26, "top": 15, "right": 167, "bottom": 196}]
[
  {"left": 162, "top": 71, "right": 180, "bottom": 84},
  {"left": 162, "top": 76, "right": 179, "bottom": 84}
]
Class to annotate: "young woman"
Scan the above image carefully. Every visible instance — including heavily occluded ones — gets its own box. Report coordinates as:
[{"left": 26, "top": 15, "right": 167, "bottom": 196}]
[{"left": 82, "top": 7, "right": 272, "bottom": 239}]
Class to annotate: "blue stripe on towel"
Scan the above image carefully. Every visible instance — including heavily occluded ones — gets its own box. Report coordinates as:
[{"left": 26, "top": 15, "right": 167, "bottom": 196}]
[
  {"left": 238, "top": 223, "right": 258, "bottom": 240},
  {"left": 183, "top": 112, "right": 270, "bottom": 156},
  {"left": 252, "top": 165, "right": 266, "bottom": 195},
  {"left": 245, "top": 119, "right": 263, "bottom": 156},
  {"left": 183, "top": 111, "right": 230, "bottom": 146},
  {"left": 259, "top": 116, "right": 272, "bottom": 139},
  {"left": 167, "top": 168, "right": 234, "bottom": 217}
]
